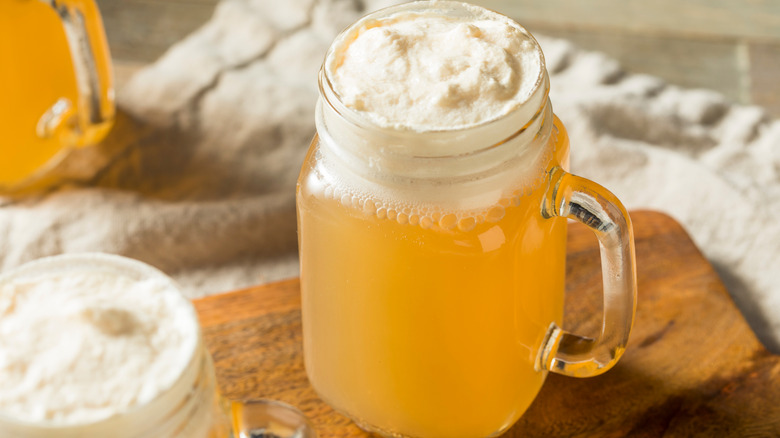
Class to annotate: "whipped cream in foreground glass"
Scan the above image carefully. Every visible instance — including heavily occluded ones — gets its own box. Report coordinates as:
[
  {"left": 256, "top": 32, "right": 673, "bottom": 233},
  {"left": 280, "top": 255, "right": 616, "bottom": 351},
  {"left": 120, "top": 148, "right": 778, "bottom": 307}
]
[
  {"left": 0, "top": 253, "right": 314, "bottom": 438},
  {"left": 297, "top": 1, "right": 637, "bottom": 437}
]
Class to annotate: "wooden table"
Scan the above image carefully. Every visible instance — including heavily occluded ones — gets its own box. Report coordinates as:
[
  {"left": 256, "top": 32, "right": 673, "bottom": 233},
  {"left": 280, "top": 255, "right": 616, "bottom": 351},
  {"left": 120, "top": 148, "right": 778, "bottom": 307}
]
[{"left": 193, "top": 211, "right": 780, "bottom": 437}]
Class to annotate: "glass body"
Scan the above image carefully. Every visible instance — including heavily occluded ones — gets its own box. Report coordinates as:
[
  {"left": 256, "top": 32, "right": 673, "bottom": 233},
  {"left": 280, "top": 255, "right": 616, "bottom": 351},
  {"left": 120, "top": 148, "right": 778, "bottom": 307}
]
[
  {"left": 0, "top": 0, "right": 115, "bottom": 192},
  {"left": 298, "top": 114, "right": 569, "bottom": 437},
  {"left": 297, "top": 2, "right": 636, "bottom": 437}
]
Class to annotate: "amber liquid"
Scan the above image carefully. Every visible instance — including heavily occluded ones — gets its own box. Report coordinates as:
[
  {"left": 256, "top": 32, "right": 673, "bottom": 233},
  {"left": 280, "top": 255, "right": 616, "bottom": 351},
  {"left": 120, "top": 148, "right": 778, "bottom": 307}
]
[
  {"left": 0, "top": 0, "right": 112, "bottom": 188},
  {"left": 298, "top": 118, "right": 570, "bottom": 437}
]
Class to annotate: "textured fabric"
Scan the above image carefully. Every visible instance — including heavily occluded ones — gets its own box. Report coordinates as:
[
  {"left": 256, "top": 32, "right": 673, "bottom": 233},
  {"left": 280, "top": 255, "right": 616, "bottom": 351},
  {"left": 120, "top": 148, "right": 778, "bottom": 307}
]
[{"left": 0, "top": 0, "right": 778, "bottom": 351}]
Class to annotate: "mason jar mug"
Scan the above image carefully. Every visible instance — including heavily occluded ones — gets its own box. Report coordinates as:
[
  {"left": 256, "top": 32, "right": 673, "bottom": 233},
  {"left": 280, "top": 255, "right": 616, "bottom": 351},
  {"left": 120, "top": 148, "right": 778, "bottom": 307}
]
[
  {"left": 0, "top": 0, "right": 115, "bottom": 193},
  {"left": 296, "top": 2, "right": 637, "bottom": 437},
  {"left": 0, "top": 254, "right": 315, "bottom": 438}
]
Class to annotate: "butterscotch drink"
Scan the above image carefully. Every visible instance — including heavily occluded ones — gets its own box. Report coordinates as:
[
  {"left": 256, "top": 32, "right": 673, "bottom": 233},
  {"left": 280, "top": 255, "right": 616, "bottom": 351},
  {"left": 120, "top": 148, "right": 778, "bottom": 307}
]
[
  {"left": 297, "top": 2, "right": 637, "bottom": 438},
  {"left": 0, "top": 0, "right": 114, "bottom": 191},
  {"left": 0, "top": 254, "right": 228, "bottom": 438}
]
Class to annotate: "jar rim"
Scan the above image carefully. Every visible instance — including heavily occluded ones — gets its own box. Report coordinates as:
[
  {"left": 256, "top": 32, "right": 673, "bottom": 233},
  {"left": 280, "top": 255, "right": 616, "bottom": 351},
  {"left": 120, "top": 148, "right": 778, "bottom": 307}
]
[{"left": 319, "top": 0, "right": 550, "bottom": 146}]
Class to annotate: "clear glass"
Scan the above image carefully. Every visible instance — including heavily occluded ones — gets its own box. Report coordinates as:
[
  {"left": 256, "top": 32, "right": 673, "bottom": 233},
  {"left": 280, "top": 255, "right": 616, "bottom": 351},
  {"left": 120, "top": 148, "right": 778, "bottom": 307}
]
[
  {"left": 0, "top": 0, "right": 115, "bottom": 193},
  {"left": 296, "top": 2, "right": 637, "bottom": 437},
  {"left": 0, "top": 254, "right": 315, "bottom": 438}
]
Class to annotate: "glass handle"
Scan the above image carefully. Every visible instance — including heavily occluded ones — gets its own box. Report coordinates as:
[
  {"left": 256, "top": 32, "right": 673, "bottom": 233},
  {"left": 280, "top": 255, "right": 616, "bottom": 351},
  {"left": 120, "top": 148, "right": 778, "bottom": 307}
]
[
  {"left": 38, "top": 0, "right": 114, "bottom": 145},
  {"left": 230, "top": 399, "right": 316, "bottom": 438},
  {"left": 539, "top": 167, "right": 637, "bottom": 377}
]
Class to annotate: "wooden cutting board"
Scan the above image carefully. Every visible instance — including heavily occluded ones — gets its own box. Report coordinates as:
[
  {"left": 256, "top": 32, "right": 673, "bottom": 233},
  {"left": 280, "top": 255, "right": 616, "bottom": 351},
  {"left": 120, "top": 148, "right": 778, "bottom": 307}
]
[{"left": 193, "top": 211, "right": 780, "bottom": 437}]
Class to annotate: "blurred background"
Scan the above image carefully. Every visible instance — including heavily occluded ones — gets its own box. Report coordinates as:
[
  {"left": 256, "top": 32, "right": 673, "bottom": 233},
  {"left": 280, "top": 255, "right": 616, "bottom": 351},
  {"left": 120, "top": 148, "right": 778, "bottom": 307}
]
[
  {"left": 100, "top": 0, "right": 780, "bottom": 117},
  {"left": 4, "top": 0, "right": 776, "bottom": 347}
]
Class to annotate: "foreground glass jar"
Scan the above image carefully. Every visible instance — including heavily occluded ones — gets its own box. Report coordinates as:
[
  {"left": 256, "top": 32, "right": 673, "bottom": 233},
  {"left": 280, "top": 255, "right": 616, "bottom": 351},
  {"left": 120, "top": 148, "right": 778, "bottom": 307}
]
[
  {"left": 0, "top": 0, "right": 115, "bottom": 193},
  {"left": 296, "top": 2, "right": 637, "bottom": 437},
  {"left": 0, "top": 254, "right": 314, "bottom": 438}
]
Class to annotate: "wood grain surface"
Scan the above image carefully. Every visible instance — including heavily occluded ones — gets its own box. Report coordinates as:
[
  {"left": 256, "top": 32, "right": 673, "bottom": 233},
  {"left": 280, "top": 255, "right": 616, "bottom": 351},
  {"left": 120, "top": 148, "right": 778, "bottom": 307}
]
[{"left": 193, "top": 211, "right": 780, "bottom": 437}]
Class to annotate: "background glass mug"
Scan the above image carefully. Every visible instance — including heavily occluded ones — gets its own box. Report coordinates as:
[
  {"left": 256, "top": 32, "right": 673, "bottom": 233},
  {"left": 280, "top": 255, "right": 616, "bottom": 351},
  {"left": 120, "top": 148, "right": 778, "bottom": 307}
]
[
  {"left": 0, "top": 254, "right": 315, "bottom": 438},
  {"left": 0, "top": 0, "right": 115, "bottom": 192},
  {"left": 296, "top": 2, "right": 637, "bottom": 437}
]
